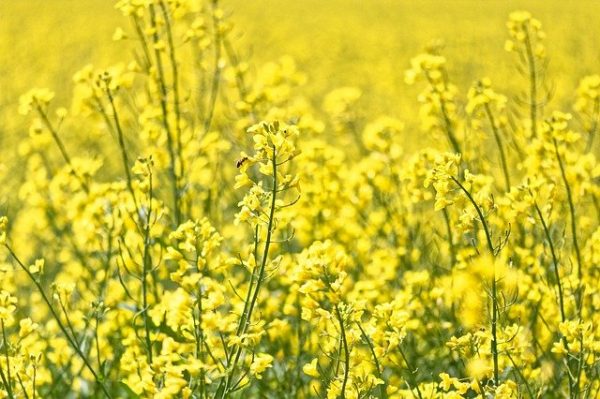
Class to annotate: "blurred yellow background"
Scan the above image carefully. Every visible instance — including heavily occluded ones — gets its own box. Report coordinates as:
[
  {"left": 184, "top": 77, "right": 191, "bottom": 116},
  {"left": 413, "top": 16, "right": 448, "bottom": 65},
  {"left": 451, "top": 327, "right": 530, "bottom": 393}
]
[{"left": 1, "top": 0, "right": 599, "bottom": 142}]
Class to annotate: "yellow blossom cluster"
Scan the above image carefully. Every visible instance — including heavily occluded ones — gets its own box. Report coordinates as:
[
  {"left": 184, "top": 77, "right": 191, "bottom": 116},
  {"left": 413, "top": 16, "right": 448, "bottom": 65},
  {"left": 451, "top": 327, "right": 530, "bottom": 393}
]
[{"left": 0, "top": 2, "right": 598, "bottom": 399}]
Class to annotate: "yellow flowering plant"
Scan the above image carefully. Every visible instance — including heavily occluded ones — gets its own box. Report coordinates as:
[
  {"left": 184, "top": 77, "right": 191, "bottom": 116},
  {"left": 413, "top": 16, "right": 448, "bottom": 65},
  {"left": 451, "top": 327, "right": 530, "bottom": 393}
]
[{"left": 0, "top": 3, "right": 599, "bottom": 399}]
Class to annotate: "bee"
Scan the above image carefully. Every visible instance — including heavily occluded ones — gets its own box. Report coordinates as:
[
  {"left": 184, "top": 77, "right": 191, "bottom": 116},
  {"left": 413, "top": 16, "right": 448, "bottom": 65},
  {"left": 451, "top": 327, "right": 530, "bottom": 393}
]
[{"left": 236, "top": 156, "right": 249, "bottom": 169}]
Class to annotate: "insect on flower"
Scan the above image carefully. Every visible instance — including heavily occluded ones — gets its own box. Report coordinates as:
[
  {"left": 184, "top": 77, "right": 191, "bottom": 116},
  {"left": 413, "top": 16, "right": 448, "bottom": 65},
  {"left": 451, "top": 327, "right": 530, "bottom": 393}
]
[{"left": 236, "top": 156, "right": 249, "bottom": 168}]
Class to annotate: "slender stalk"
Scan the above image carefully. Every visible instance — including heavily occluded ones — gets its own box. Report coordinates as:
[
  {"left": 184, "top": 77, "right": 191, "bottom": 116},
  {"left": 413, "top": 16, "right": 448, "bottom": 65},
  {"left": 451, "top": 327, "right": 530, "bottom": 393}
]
[
  {"left": 483, "top": 103, "right": 511, "bottom": 191},
  {"left": 0, "top": 363, "right": 12, "bottom": 399},
  {"left": 334, "top": 330, "right": 343, "bottom": 377},
  {"left": 241, "top": 149, "right": 277, "bottom": 335},
  {"left": 585, "top": 97, "right": 599, "bottom": 152},
  {"left": 357, "top": 322, "right": 387, "bottom": 399},
  {"left": 450, "top": 176, "right": 499, "bottom": 387},
  {"left": 506, "top": 353, "right": 535, "bottom": 398},
  {"left": 203, "top": 0, "right": 223, "bottom": 135},
  {"left": 334, "top": 306, "right": 350, "bottom": 399},
  {"left": 0, "top": 320, "right": 14, "bottom": 399},
  {"left": 35, "top": 105, "right": 89, "bottom": 193},
  {"left": 94, "top": 313, "right": 102, "bottom": 372},
  {"left": 232, "top": 228, "right": 260, "bottom": 341},
  {"left": 293, "top": 298, "right": 304, "bottom": 397},
  {"left": 148, "top": 4, "right": 182, "bottom": 226},
  {"left": 223, "top": 38, "right": 256, "bottom": 123},
  {"left": 531, "top": 199, "right": 567, "bottom": 322},
  {"left": 424, "top": 73, "right": 461, "bottom": 155},
  {"left": 195, "top": 298, "right": 206, "bottom": 397},
  {"left": 442, "top": 208, "right": 455, "bottom": 266},
  {"left": 103, "top": 84, "right": 138, "bottom": 210},
  {"left": 15, "top": 373, "right": 28, "bottom": 399},
  {"left": 159, "top": 0, "right": 186, "bottom": 204},
  {"left": 218, "top": 146, "right": 278, "bottom": 398},
  {"left": 131, "top": 15, "right": 153, "bottom": 72},
  {"left": 574, "top": 333, "right": 585, "bottom": 399},
  {"left": 141, "top": 168, "right": 154, "bottom": 364},
  {"left": 4, "top": 245, "right": 113, "bottom": 398},
  {"left": 56, "top": 299, "right": 81, "bottom": 347},
  {"left": 440, "top": 98, "right": 461, "bottom": 155},
  {"left": 32, "top": 364, "right": 36, "bottom": 399},
  {"left": 398, "top": 346, "right": 423, "bottom": 399},
  {"left": 552, "top": 138, "right": 583, "bottom": 317},
  {"left": 449, "top": 177, "right": 495, "bottom": 256},
  {"left": 523, "top": 28, "right": 538, "bottom": 138}
]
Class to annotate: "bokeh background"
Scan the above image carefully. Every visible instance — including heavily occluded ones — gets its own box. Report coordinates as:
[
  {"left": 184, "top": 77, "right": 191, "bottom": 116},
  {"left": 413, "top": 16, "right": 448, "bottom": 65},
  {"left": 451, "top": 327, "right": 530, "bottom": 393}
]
[
  {"left": 3, "top": 1, "right": 600, "bottom": 104},
  {"left": 1, "top": 0, "right": 599, "bottom": 167}
]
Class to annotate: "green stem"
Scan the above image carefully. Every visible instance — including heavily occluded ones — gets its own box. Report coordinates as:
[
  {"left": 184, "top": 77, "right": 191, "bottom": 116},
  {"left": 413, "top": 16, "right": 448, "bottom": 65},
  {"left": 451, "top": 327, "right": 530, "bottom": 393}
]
[
  {"left": 104, "top": 84, "right": 138, "bottom": 210},
  {"left": 32, "top": 364, "right": 36, "bottom": 399},
  {"left": 0, "top": 364, "right": 12, "bottom": 399},
  {"left": 35, "top": 105, "right": 89, "bottom": 193},
  {"left": 552, "top": 139, "right": 583, "bottom": 278},
  {"left": 141, "top": 169, "right": 154, "bottom": 364},
  {"left": 334, "top": 306, "right": 350, "bottom": 399},
  {"left": 450, "top": 176, "right": 499, "bottom": 386},
  {"left": 442, "top": 208, "right": 456, "bottom": 266},
  {"left": 159, "top": 0, "right": 186, "bottom": 212},
  {"left": 0, "top": 320, "right": 14, "bottom": 399},
  {"left": 531, "top": 198, "right": 567, "bottom": 322},
  {"left": 506, "top": 353, "right": 535, "bottom": 399},
  {"left": 357, "top": 322, "right": 386, "bottom": 399},
  {"left": 4, "top": 245, "right": 113, "bottom": 398},
  {"left": 523, "top": 28, "right": 538, "bottom": 138},
  {"left": 585, "top": 96, "right": 599, "bottom": 152},
  {"left": 483, "top": 103, "right": 511, "bottom": 191},
  {"left": 398, "top": 346, "right": 423, "bottom": 399},
  {"left": 424, "top": 73, "right": 461, "bottom": 155},
  {"left": 203, "top": 0, "right": 223, "bottom": 136},
  {"left": 149, "top": 4, "right": 181, "bottom": 226},
  {"left": 219, "top": 146, "right": 278, "bottom": 398}
]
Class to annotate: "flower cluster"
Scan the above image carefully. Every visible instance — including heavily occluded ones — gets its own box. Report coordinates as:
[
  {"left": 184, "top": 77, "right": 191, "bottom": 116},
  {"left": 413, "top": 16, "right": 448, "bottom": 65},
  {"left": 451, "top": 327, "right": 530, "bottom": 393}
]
[{"left": 0, "top": 4, "right": 598, "bottom": 399}]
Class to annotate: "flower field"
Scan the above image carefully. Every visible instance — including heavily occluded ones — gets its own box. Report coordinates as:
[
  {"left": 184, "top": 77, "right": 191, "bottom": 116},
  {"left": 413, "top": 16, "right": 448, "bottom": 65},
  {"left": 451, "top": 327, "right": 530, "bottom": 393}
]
[{"left": 0, "top": 1, "right": 599, "bottom": 398}]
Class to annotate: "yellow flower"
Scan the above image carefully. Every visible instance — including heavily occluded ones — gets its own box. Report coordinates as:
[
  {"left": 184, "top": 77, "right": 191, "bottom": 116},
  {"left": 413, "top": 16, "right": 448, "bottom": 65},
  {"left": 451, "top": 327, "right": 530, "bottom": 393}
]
[
  {"left": 112, "top": 27, "right": 127, "bottom": 41},
  {"left": 0, "top": 291, "right": 17, "bottom": 321},
  {"left": 466, "top": 358, "right": 493, "bottom": 380},
  {"left": 19, "top": 88, "right": 55, "bottom": 115},
  {"left": 303, "top": 358, "right": 320, "bottom": 378},
  {"left": 250, "top": 353, "right": 274, "bottom": 379},
  {"left": 19, "top": 317, "right": 38, "bottom": 337},
  {"left": 0, "top": 216, "right": 7, "bottom": 244},
  {"left": 29, "top": 258, "right": 44, "bottom": 275},
  {"left": 439, "top": 372, "right": 454, "bottom": 391}
]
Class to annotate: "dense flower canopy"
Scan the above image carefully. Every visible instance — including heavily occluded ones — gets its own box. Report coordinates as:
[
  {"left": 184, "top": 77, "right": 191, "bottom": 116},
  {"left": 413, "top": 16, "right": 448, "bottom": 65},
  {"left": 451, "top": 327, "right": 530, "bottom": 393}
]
[{"left": 0, "top": 1, "right": 599, "bottom": 398}]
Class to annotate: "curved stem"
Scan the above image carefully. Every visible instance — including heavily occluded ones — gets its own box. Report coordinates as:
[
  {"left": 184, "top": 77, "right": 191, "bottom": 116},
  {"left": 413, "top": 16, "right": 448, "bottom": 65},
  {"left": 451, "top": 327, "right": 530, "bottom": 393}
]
[
  {"left": 4, "top": 245, "right": 113, "bottom": 398},
  {"left": 357, "top": 322, "right": 386, "bottom": 399},
  {"left": 35, "top": 105, "right": 89, "bottom": 193},
  {"left": 450, "top": 176, "right": 499, "bottom": 386},
  {"left": 442, "top": 208, "right": 456, "bottom": 267},
  {"left": 531, "top": 198, "right": 567, "bottom": 322},
  {"left": 552, "top": 139, "right": 583, "bottom": 309},
  {"left": 398, "top": 346, "right": 423, "bottom": 399},
  {"left": 203, "top": 0, "right": 223, "bottom": 136},
  {"left": 585, "top": 96, "right": 599, "bottom": 152},
  {"left": 523, "top": 28, "right": 538, "bottom": 138},
  {"left": 159, "top": 0, "right": 186, "bottom": 204},
  {"left": 104, "top": 85, "right": 138, "bottom": 211},
  {"left": 483, "top": 103, "right": 511, "bottom": 191},
  {"left": 334, "top": 306, "right": 350, "bottom": 399},
  {"left": 424, "top": 73, "right": 461, "bottom": 155},
  {"left": 219, "top": 146, "right": 278, "bottom": 398},
  {"left": 149, "top": 4, "right": 181, "bottom": 226},
  {"left": 141, "top": 169, "right": 154, "bottom": 364},
  {"left": 0, "top": 320, "right": 14, "bottom": 399}
]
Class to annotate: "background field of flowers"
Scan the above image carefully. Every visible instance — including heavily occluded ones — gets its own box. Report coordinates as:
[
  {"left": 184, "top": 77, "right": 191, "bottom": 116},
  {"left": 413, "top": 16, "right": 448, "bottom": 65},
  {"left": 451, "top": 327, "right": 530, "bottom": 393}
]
[{"left": 0, "top": 1, "right": 598, "bottom": 398}]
